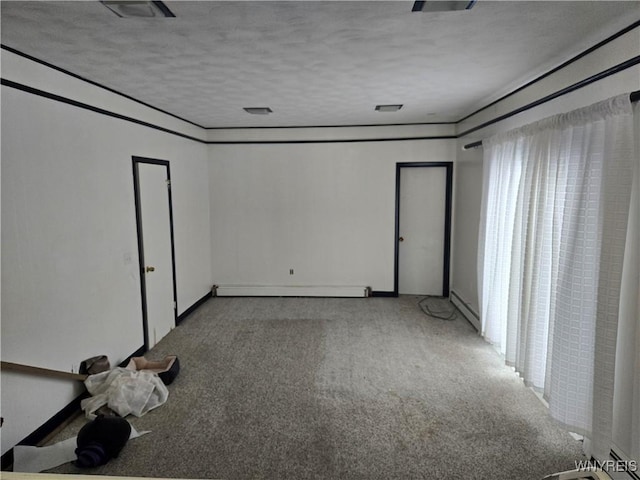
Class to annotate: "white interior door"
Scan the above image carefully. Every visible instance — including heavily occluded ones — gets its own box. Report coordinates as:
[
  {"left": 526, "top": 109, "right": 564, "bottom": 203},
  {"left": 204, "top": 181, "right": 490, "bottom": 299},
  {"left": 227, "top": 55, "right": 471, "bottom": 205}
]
[
  {"left": 398, "top": 166, "right": 447, "bottom": 295},
  {"left": 137, "top": 162, "right": 175, "bottom": 348}
]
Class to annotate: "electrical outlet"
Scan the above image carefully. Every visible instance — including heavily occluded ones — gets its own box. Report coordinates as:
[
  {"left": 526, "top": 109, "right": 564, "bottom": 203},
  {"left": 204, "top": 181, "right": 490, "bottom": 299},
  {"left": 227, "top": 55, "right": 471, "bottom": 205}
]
[{"left": 289, "top": 268, "right": 294, "bottom": 275}]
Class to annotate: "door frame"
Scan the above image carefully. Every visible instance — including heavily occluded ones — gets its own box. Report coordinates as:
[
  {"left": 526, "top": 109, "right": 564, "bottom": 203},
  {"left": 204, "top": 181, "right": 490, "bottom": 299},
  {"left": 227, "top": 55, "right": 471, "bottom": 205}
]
[
  {"left": 132, "top": 156, "right": 178, "bottom": 351},
  {"left": 394, "top": 162, "right": 453, "bottom": 297}
]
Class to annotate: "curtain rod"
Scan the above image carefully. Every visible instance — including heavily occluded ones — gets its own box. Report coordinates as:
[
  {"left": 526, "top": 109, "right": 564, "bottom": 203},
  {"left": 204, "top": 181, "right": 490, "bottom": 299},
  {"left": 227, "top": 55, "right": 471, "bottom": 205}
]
[{"left": 462, "top": 90, "right": 640, "bottom": 151}]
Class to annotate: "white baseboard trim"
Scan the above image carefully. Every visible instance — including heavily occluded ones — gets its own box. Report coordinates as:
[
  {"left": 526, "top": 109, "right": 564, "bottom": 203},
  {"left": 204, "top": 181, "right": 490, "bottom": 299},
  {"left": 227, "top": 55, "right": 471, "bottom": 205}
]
[
  {"left": 450, "top": 289, "right": 481, "bottom": 331},
  {"left": 215, "top": 285, "right": 370, "bottom": 298}
]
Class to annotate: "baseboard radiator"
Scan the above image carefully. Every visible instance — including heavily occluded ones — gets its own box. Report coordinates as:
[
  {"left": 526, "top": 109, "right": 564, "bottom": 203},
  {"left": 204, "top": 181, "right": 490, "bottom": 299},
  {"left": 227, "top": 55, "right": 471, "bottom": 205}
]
[
  {"left": 214, "top": 285, "right": 371, "bottom": 298},
  {"left": 450, "top": 289, "right": 481, "bottom": 331}
]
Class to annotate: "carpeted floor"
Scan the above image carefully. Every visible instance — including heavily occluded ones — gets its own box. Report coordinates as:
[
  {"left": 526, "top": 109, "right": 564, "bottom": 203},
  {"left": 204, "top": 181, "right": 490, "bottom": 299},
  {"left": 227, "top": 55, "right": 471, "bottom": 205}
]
[{"left": 46, "top": 296, "right": 585, "bottom": 479}]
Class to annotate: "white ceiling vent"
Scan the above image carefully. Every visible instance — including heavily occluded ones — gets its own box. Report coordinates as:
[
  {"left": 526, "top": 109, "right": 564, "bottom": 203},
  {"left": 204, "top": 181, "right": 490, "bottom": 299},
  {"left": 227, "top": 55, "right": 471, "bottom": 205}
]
[
  {"left": 412, "top": 1, "right": 476, "bottom": 12},
  {"left": 101, "top": 1, "right": 175, "bottom": 18},
  {"left": 243, "top": 107, "right": 273, "bottom": 115},
  {"left": 375, "top": 104, "right": 403, "bottom": 113}
]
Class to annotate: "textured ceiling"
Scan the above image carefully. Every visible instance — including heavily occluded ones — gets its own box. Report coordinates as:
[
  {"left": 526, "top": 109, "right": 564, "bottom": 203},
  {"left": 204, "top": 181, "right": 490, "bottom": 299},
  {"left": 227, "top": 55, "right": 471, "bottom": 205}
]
[{"left": 1, "top": 1, "right": 638, "bottom": 128}]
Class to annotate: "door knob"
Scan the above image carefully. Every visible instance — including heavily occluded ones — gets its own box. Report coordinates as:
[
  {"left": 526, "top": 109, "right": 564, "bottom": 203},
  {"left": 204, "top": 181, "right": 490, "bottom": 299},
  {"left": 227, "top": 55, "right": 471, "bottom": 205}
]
[
  {"left": 399, "top": 237, "right": 404, "bottom": 242},
  {"left": 146, "top": 266, "right": 155, "bottom": 273}
]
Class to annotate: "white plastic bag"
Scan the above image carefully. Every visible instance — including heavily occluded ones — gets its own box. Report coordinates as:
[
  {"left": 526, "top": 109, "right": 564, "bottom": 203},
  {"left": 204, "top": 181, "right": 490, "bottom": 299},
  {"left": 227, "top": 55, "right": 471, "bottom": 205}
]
[{"left": 81, "top": 367, "right": 168, "bottom": 419}]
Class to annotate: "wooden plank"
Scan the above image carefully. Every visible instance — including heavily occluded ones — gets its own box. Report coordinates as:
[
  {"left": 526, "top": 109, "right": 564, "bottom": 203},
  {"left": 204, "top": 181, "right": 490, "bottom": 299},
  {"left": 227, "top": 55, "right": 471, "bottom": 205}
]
[{"left": 0, "top": 361, "right": 88, "bottom": 382}]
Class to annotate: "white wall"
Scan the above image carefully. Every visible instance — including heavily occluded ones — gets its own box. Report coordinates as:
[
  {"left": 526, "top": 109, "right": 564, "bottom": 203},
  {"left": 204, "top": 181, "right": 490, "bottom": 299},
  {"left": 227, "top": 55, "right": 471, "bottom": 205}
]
[
  {"left": 1, "top": 50, "right": 212, "bottom": 455},
  {"left": 209, "top": 134, "right": 456, "bottom": 293},
  {"left": 171, "top": 154, "right": 214, "bottom": 311},
  {"left": 449, "top": 149, "right": 482, "bottom": 314}
]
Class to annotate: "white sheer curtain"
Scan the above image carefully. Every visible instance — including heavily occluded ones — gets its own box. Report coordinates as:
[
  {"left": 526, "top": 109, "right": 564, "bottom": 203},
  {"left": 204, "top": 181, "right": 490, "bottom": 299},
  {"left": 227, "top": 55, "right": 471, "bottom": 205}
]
[
  {"left": 612, "top": 101, "right": 640, "bottom": 462},
  {"left": 478, "top": 93, "right": 637, "bottom": 460}
]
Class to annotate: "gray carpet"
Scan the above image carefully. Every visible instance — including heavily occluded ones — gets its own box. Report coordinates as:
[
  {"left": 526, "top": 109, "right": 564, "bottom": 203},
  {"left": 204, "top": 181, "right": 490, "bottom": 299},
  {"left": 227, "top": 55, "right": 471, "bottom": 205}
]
[{"left": 46, "top": 296, "right": 585, "bottom": 479}]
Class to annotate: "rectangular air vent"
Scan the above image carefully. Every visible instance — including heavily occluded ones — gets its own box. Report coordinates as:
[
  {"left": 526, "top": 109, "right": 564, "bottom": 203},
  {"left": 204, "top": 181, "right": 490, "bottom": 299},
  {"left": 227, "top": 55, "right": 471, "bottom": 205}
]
[
  {"left": 412, "top": 1, "right": 476, "bottom": 12},
  {"left": 101, "top": 1, "right": 175, "bottom": 18},
  {"left": 243, "top": 107, "right": 273, "bottom": 115},
  {"left": 375, "top": 104, "right": 403, "bottom": 112}
]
